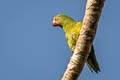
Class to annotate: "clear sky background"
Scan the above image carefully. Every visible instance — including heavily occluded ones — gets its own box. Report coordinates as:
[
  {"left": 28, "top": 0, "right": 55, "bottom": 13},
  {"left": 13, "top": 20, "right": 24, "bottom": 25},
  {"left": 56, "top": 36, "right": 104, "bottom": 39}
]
[{"left": 0, "top": 0, "right": 120, "bottom": 80}]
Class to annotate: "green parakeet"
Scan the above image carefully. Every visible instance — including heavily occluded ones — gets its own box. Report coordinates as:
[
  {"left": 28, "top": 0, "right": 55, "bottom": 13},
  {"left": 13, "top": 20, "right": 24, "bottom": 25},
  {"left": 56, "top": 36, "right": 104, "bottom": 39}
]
[{"left": 52, "top": 14, "right": 100, "bottom": 73}]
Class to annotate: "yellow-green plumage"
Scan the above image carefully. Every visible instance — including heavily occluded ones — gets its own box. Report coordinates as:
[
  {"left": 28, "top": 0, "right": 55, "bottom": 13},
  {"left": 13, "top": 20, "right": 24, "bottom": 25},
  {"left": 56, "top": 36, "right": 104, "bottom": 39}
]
[
  {"left": 64, "top": 22, "right": 82, "bottom": 51},
  {"left": 52, "top": 14, "right": 100, "bottom": 73}
]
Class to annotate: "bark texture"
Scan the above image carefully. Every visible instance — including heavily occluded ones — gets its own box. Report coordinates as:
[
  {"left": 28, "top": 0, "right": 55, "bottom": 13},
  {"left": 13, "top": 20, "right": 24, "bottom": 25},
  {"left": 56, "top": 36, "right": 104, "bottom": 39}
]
[{"left": 62, "top": 0, "right": 105, "bottom": 80}]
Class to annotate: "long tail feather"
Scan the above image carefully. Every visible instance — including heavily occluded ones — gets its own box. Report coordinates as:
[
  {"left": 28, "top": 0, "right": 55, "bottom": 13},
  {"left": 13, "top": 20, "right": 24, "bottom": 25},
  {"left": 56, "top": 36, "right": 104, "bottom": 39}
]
[{"left": 87, "top": 45, "right": 100, "bottom": 73}]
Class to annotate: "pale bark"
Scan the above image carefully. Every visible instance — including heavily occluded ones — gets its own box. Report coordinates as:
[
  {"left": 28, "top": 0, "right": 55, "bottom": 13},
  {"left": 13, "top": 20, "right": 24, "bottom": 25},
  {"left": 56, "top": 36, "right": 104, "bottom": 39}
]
[{"left": 62, "top": 0, "right": 105, "bottom": 80}]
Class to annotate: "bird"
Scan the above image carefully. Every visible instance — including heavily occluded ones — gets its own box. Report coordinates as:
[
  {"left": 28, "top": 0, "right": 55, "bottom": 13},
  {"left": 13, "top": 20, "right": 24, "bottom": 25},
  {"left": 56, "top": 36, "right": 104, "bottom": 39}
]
[{"left": 52, "top": 14, "right": 100, "bottom": 73}]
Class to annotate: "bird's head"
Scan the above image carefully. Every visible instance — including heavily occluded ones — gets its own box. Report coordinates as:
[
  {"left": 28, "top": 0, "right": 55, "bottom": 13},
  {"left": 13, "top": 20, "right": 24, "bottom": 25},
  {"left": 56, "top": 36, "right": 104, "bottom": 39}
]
[{"left": 52, "top": 14, "right": 75, "bottom": 28}]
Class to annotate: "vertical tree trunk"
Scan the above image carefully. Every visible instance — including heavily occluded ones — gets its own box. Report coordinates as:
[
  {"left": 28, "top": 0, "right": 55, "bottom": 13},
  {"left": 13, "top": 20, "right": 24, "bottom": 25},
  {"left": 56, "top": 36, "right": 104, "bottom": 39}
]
[{"left": 62, "top": 0, "right": 105, "bottom": 80}]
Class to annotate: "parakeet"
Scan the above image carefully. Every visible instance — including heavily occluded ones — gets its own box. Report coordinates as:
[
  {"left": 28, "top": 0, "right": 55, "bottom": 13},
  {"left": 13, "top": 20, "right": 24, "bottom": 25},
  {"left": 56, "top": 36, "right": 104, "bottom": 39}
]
[{"left": 52, "top": 14, "right": 100, "bottom": 73}]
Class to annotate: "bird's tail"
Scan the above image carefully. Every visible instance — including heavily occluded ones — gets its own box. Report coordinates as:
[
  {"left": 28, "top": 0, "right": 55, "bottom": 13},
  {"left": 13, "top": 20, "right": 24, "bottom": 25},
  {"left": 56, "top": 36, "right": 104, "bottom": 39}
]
[{"left": 87, "top": 45, "right": 100, "bottom": 73}]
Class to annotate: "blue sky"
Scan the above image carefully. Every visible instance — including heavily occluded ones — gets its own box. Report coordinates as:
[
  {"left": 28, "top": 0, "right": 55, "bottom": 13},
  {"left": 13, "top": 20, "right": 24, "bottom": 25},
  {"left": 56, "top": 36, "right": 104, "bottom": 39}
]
[{"left": 0, "top": 0, "right": 120, "bottom": 80}]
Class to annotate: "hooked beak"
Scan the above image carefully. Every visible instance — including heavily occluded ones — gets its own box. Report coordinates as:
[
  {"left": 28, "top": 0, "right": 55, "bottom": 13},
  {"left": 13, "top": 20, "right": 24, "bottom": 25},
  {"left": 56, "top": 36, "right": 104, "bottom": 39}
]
[{"left": 52, "top": 21, "right": 58, "bottom": 27}]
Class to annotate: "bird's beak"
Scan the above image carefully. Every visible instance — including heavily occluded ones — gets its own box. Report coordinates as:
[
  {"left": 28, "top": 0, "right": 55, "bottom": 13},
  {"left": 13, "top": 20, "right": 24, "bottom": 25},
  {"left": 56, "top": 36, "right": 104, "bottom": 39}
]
[{"left": 52, "top": 21, "right": 58, "bottom": 27}]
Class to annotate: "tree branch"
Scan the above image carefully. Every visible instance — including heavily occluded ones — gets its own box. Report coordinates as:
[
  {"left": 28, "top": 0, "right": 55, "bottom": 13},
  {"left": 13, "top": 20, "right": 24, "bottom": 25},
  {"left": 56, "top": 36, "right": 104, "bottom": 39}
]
[{"left": 62, "top": 0, "right": 105, "bottom": 80}]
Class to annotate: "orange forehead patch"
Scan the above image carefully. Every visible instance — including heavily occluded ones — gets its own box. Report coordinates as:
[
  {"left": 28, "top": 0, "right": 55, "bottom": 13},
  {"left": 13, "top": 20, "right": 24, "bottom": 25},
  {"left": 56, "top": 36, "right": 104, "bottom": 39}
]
[
  {"left": 53, "top": 17, "right": 56, "bottom": 21},
  {"left": 53, "top": 16, "right": 59, "bottom": 21}
]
